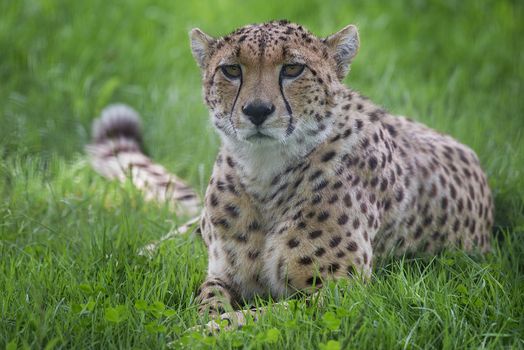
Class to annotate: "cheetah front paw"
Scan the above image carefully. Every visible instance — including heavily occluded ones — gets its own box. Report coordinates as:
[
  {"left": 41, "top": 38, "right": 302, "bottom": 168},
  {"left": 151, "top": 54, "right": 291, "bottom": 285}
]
[{"left": 187, "top": 309, "right": 260, "bottom": 335}]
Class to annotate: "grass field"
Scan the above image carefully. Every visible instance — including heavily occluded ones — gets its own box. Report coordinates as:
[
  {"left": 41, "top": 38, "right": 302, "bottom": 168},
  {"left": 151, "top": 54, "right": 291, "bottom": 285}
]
[{"left": 1, "top": 0, "right": 523, "bottom": 348}]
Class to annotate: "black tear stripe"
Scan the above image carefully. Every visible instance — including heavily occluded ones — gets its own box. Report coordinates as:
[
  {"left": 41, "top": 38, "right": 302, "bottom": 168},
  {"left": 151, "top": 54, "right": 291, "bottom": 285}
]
[
  {"left": 229, "top": 73, "right": 243, "bottom": 136},
  {"left": 209, "top": 68, "right": 226, "bottom": 132},
  {"left": 279, "top": 73, "right": 295, "bottom": 136}
]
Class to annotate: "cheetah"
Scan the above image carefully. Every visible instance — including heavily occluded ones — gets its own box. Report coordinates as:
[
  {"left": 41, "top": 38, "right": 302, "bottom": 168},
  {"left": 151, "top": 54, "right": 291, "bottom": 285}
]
[{"left": 87, "top": 20, "right": 493, "bottom": 330}]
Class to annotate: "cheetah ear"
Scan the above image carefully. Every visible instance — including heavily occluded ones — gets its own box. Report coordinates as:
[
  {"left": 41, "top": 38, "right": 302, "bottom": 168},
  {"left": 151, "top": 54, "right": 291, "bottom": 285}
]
[
  {"left": 190, "top": 28, "right": 216, "bottom": 69},
  {"left": 323, "top": 25, "right": 360, "bottom": 80}
]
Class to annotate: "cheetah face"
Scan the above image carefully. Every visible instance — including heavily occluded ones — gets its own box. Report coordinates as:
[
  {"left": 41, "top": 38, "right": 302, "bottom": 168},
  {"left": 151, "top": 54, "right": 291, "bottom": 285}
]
[{"left": 190, "top": 21, "right": 359, "bottom": 151}]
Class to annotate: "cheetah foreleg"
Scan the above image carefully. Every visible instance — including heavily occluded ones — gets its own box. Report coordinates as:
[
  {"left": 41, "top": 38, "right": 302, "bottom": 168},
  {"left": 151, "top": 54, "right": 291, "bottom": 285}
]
[{"left": 196, "top": 276, "right": 240, "bottom": 318}]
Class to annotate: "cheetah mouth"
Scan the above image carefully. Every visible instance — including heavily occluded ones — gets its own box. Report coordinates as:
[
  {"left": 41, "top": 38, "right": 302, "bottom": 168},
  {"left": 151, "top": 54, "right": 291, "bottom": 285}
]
[{"left": 246, "top": 131, "right": 274, "bottom": 141}]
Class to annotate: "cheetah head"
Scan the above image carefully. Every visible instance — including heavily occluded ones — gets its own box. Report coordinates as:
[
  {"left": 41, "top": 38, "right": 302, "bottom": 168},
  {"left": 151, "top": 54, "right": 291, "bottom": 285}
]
[{"left": 190, "top": 20, "right": 359, "bottom": 154}]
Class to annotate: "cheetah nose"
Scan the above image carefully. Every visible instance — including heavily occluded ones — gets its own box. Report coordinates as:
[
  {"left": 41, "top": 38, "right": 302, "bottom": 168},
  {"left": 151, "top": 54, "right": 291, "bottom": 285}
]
[{"left": 242, "top": 100, "right": 275, "bottom": 126}]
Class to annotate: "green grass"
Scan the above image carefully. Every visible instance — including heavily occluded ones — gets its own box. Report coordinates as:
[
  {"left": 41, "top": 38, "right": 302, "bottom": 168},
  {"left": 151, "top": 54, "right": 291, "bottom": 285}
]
[{"left": 1, "top": 0, "right": 523, "bottom": 348}]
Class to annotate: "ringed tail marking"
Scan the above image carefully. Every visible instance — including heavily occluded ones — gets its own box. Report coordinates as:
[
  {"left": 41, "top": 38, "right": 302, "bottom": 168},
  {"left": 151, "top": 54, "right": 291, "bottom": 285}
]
[{"left": 85, "top": 104, "right": 201, "bottom": 217}]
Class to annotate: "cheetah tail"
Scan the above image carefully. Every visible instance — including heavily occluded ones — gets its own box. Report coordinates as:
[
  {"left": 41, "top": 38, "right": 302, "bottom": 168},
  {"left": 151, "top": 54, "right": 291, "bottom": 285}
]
[{"left": 85, "top": 104, "right": 201, "bottom": 217}]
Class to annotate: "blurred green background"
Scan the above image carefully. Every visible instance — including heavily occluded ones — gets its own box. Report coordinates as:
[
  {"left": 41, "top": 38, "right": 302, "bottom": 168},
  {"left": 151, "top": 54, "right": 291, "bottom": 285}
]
[{"left": 0, "top": 0, "right": 523, "bottom": 348}]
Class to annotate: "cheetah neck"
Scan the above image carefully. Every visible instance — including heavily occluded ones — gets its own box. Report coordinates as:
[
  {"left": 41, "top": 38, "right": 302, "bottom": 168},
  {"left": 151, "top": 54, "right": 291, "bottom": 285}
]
[{"left": 222, "top": 136, "right": 312, "bottom": 188}]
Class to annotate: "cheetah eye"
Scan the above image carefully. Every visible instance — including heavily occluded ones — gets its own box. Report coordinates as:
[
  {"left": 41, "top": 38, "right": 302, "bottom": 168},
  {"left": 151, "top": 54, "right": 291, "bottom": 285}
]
[
  {"left": 220, "top": 65, "right": 242, "bottom": 80},
  {"left": 281, "top": 64, "right": 305, "bottom": 78}
]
